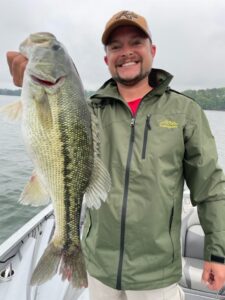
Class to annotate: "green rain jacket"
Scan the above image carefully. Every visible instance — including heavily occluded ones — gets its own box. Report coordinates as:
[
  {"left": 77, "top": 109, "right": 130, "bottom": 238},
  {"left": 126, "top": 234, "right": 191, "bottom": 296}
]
[{"left": 82, "top": 68, "right": 225, "bottom": 290}]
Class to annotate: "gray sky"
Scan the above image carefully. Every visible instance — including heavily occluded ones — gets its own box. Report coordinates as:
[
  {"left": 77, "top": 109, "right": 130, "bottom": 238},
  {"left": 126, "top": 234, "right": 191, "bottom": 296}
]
[{"left": 1, "top": 0, "right": 225, "bottom": 91}]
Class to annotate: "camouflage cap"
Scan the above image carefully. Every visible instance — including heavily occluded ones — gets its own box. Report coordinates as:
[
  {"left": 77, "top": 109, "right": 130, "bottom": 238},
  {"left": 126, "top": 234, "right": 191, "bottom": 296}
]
[{"left": 102, "top": 10, "right": 152, "bottom": 45}]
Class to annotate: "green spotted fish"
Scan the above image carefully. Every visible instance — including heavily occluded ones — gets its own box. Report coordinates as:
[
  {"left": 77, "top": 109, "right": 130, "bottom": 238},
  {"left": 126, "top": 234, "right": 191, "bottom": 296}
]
[{"left": 1, "top": 32, "right": 110, "bottom": 288}]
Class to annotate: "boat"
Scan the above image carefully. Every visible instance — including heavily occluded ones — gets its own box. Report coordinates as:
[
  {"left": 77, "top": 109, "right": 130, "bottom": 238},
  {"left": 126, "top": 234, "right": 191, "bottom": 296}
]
[{"left": 0, "top": 191, "right": 224, "bottom": 300}]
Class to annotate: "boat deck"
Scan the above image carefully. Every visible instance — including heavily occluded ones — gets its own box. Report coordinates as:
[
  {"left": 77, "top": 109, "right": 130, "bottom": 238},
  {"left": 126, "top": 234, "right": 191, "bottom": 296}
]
[{"left": 0, "top": 195, "right": 224, "bottom": 300}]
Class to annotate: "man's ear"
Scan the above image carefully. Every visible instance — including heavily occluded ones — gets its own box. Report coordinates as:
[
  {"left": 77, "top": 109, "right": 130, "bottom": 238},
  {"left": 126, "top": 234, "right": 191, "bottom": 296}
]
[
  {"left": 151, "top": 44, "right": 156, "bottom": 58},
  {"left": 104, "top": 56, "right": 108, "bottom": 65}
]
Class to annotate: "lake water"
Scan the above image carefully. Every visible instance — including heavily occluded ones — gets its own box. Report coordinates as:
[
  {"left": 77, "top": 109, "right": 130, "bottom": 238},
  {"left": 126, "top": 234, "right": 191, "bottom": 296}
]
[{"left": 0, "top": 95, "right": 225, "bottom": 244}]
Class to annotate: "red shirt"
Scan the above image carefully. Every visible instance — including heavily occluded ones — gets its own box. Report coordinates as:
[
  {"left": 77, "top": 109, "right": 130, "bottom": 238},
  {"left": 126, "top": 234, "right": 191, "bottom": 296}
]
[{"left": 127, "top": 98, "right": 142, "bottom": 116}]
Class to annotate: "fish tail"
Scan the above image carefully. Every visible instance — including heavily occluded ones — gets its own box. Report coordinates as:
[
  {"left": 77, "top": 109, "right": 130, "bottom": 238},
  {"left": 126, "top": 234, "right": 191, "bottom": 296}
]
[
  {"left": 30, "top": 242, "right": 61, "bottom": 286},
  {"left": 59, "top": 246, "right": 88, "bottom": 288}
]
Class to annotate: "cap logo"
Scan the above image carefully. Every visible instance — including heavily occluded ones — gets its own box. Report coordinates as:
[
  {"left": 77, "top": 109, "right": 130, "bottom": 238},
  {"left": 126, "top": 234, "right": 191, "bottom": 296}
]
[{"left": 115, "top": 11, "right": 138, "bottom": 20}]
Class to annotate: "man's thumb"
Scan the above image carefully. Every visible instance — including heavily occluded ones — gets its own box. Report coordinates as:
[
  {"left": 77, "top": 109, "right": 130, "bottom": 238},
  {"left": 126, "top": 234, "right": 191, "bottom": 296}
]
[{"left": 202, "top": 262, "right": 211, "bottom": 283}]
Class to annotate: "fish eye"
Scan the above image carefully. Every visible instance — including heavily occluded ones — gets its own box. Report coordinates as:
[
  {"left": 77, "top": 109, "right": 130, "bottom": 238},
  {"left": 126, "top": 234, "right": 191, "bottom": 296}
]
[{"left": 52, "top": 44, "right": 61, "bottom": 51}]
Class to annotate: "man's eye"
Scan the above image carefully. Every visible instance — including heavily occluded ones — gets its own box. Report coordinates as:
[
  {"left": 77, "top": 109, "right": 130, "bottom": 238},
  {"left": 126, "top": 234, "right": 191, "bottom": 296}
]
[
  {"left": 132, "top": 40, "right": 142, "bottom": 46},
  {"left": 109, "top": 44, "right": 121, "bottom": 50}
]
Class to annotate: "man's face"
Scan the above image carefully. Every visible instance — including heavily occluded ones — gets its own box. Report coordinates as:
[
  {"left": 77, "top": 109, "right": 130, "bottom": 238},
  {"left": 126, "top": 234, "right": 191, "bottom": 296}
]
[{"left": 104, "top": 26, "right": 156, "bottom": 86}]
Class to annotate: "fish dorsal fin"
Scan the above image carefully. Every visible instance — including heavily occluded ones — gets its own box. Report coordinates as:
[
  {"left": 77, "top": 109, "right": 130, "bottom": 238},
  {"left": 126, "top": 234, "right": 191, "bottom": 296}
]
[
  {"left": 19, "top": 171, "right": 50, "bottom": 206},
  {"left": 84, "top": 113, "right": 111, "bottom": 209},
  {"left": 0, "top": 100, "right": 23, "bottom": 121}
]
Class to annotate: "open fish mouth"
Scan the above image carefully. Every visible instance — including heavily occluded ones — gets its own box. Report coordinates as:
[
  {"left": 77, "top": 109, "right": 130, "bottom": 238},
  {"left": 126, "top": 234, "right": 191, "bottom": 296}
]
[{"left": 30, "top": 74, "right": 65, "bottom": 87}]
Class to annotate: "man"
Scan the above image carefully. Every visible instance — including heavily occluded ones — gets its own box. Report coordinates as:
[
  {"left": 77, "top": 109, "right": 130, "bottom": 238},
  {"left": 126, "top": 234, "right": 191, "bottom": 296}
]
[{"left": 7, "top": 10, "right": 225, "bottom": 300}]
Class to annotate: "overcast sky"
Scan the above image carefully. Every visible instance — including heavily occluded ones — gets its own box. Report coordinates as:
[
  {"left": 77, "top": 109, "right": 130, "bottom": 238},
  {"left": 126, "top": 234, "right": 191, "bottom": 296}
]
[{"left": 1, "top": 0, "right": 225, "bottom": 91}]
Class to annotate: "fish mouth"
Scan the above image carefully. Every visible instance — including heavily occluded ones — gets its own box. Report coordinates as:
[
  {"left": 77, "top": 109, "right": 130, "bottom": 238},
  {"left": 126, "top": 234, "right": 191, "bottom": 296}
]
[{"left": 30, "top": 74, "right": 65, "bottom": 87}]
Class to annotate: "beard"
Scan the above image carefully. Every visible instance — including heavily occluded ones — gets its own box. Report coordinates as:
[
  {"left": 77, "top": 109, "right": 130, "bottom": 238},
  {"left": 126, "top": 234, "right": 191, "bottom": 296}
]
[{"left": 112, "top": 69, "right": 150, "bottom": 86}]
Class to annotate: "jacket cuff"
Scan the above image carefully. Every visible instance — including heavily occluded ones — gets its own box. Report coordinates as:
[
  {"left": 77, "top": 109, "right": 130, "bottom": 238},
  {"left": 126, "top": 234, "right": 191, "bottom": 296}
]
[
  {"left": 210, "top": 254, "right": 225, "bottom": 264},
  {"left": 204, "top": 231, "right": 225, "bottom": 263}
]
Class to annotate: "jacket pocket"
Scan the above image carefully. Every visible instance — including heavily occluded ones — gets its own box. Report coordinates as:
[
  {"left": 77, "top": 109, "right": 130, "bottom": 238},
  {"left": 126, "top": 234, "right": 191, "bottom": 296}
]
[
  {"left": 169, "top": 206, "right": 175, "bottom": 262},
  {"left": 142, "top": 114, "right": 151, "bottom": 159},
  {"left": 82, "top": 210, "right": 92, "bottom": 240}
]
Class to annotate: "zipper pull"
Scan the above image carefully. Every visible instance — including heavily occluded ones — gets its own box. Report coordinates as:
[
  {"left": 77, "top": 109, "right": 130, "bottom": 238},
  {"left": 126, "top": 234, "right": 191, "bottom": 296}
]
[
  {"left": 146, "top": 114, "right": 151, "bottom": 130},
  {"left": 130, "top": 118, "right": 136, "bottom": 127},
  {"left": 130, "top": 118, "right": 135, "bottom": 143}
]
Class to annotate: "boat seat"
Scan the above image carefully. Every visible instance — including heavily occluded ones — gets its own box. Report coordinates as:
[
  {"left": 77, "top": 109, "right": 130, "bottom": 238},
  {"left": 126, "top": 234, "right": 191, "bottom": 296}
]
[{"left": 180, "top": 206, "right": 218, "bottom": 297}]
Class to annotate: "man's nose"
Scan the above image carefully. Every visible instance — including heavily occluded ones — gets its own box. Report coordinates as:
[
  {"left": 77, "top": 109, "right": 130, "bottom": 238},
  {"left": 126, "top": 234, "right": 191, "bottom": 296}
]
[{"left": 121, "top": 46, "right": 134, "bottom": 57}]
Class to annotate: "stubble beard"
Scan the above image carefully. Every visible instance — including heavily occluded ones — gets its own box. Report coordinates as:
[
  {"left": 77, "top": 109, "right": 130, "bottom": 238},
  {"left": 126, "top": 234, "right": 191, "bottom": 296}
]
[{"left": 112, "top": 68, "right": 150, "bottom": 87}]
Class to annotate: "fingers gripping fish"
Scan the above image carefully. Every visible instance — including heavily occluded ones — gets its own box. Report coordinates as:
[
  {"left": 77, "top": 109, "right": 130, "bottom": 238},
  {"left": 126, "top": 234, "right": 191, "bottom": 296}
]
[{"left": 0, "top": 32, "right": 111, "bottom": 288}]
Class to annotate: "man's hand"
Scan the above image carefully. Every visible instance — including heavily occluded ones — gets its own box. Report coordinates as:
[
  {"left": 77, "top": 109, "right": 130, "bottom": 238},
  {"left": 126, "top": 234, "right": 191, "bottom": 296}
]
[
  {"left": 6, "top": 51, "right": 28, "bottom": 87},
  {"left": 202, "top": 261, "right": 225, "bottom": 290}
]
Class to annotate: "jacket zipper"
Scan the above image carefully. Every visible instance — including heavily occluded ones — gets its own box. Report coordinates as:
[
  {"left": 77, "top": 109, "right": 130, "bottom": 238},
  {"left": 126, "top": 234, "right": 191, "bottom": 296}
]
[
  {"left": 116, "top": 117, "right": 135, "bottom": 290},
  {"left": 142, "top": 114, "right": 151, "bottom": 159}
]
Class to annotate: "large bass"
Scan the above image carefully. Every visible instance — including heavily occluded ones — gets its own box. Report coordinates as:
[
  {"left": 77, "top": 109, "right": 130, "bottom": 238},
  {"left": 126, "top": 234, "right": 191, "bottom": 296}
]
[{"left": 1, "top": 32, "right": 110, "bottom": 288}]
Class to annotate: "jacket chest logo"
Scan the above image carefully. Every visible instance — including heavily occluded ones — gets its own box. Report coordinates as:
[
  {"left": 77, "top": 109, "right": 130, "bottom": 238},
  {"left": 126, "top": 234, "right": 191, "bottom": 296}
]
[{"left": 159, "top": 120, "right": 178, "bottom": 129}]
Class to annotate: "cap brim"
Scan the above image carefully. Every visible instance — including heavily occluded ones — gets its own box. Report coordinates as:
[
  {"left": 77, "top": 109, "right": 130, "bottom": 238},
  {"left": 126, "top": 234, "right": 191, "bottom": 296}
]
[{"left": 102, "top": 19, "right": 150, "bottom": 45}]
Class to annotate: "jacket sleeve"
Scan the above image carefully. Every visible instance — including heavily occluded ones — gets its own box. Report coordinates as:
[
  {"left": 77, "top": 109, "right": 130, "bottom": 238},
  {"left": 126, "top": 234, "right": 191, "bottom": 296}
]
[{"left": 183, "top": 102, "right": 225, "bottom": 264}]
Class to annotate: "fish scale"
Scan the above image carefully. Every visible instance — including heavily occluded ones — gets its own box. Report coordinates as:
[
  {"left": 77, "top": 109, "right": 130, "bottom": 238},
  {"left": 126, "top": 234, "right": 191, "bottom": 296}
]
[{"left": 55, "top": 88, "right": 93, "bottom": 253}]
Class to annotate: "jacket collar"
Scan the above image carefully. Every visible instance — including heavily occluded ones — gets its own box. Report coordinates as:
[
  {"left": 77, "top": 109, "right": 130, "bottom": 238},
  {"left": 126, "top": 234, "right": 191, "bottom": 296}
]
[{"left": 90, "top": 68, "right": 173, "bottom": 104}]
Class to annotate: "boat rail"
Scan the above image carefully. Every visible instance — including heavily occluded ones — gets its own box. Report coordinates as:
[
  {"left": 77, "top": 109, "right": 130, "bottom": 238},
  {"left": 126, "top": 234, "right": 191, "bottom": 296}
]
[{"left": 0, "top": 204, "right": 53, "bottom": 262}]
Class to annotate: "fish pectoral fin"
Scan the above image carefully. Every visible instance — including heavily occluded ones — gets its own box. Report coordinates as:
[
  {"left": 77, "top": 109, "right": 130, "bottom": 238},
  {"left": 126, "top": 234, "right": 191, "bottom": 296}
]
[
  {"left": 84, "top": 112, "right": 111, "bottom": 209},
  {"left": 19, "top": 171, "right": 50, "bottom": 206},
  {"left": 0, "top": 100, "right": 23, "bottom": 122},
  {"left": 84, "top": 155, "right": 111, "bottom": 209}
]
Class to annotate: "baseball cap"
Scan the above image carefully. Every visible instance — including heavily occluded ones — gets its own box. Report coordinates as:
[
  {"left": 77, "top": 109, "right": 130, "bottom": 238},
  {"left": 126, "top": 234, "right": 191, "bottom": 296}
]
[{"left": 102, "top": 10, "right": 152, "bottom": 45}]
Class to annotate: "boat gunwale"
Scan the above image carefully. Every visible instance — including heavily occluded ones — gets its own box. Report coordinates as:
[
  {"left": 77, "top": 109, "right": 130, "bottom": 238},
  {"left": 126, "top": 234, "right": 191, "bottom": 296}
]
[{"left": 0, "top": 204, "right": 53, "bottom": 262}]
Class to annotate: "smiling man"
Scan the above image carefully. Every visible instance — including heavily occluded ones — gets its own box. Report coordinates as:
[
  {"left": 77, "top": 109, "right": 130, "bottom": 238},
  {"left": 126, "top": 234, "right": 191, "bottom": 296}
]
[
  {"left": 6, "top": 10, "right": 225, "bottom": 300},
  {"left": 104, "top": 26, "right": 155, "bottom": 87},
  {"left": 82, "top": 11, "right": 225, "bottom": 300}
]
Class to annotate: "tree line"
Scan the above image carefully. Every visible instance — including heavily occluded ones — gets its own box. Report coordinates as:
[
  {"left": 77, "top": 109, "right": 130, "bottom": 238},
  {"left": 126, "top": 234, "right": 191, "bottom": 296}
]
[
  {"left": 183, "top": 87, "right": 225, "bottom": 110},
  {"left": 87, "top": 88, "right": 225, "bottom": 111},
  {"left": 0, "top": 89, "right": 21, "bottom": 96},
  {"left": 1, "top": 87, "right": 225, "bottom": 110}
]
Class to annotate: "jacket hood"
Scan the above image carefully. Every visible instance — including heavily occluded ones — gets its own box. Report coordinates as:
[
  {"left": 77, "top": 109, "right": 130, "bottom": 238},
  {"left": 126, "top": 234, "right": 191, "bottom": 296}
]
[{"left": 90, "top": 68, "right": 173, "bottom": 104}]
